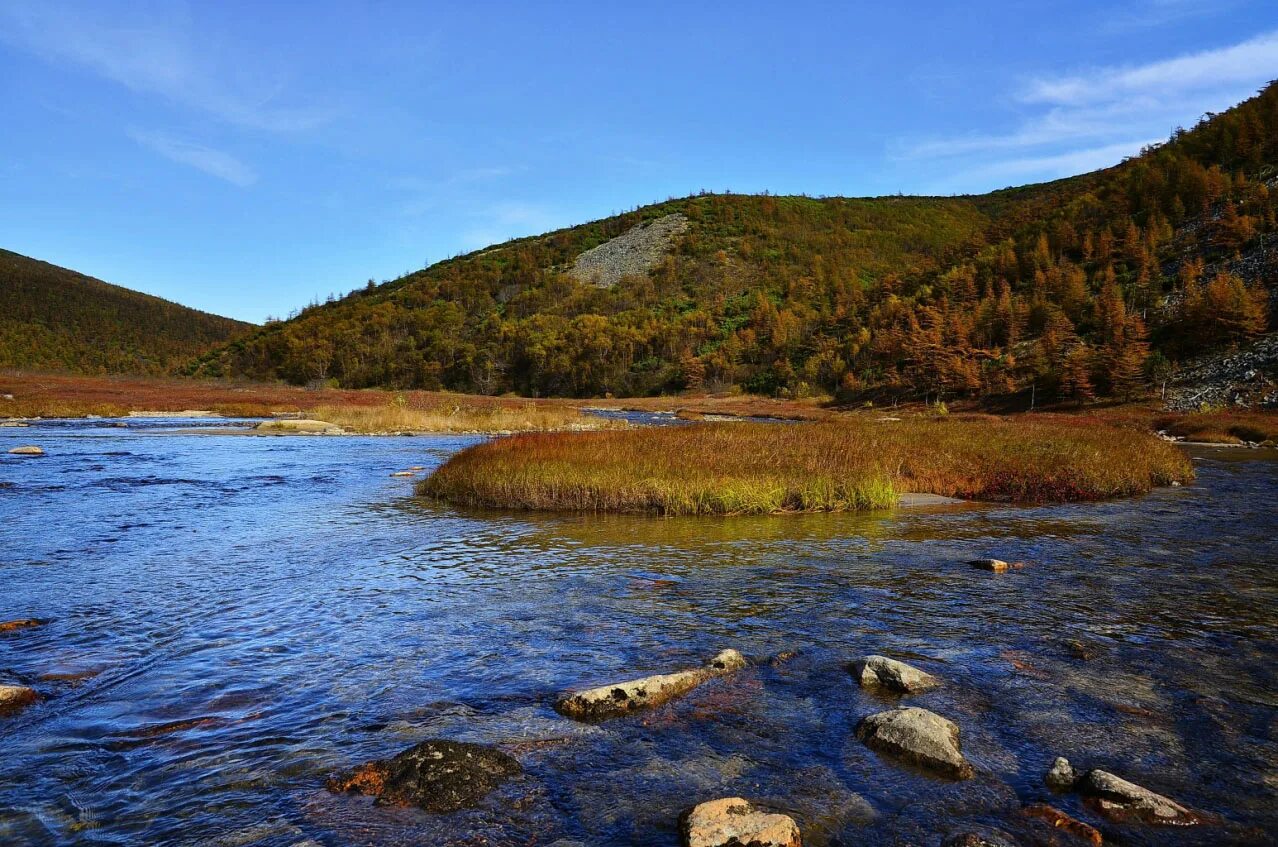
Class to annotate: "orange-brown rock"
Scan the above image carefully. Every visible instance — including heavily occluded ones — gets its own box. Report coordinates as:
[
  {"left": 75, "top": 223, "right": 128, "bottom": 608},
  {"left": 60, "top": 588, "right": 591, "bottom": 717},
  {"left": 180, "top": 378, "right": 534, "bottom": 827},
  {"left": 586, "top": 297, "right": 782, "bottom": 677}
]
[
  {"left": 679, "top": 797, "right": 801, "bottom": 847},
  {"left": 1024, "top": 803, "right": 1102, "bottom": 846}
]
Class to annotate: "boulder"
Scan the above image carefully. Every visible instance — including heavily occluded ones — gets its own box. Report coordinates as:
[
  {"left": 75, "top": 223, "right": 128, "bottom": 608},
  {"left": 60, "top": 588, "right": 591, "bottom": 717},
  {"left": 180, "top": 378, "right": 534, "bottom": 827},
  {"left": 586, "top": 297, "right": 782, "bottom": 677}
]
[
  {"left": 7, "top": 445, "right": 44, "bottom": 455},
  {"left": 679, "top": 797, "right": 801, "bottom": 847},
  {"left": 0, "top": 618, "right": 48, "bottom": 634},
  {"left": 1044, "top": 756, "right": 1077, "bottom": 792},
  {"left": 0, "top": 684, "right": 39, "bottom": 717},
  {"left": 555, "top": 649, "right": 747, "bottom": 722},
  {"left": 968, "top": 558, "right": 1021, "bottom": 572},
  {"left": 942, "top": 831, "right": 1020, "bottom": 847},
  {"left": 389, "top": 471, "right": 416, "bottom": 477},
  {"left": 254, "top": 419, "right": 343, "bottom": 435},
  {"left": 850, "top": 655, "right": 939, "bottom": 694},
  {"left": 1076, "top": 768, "right": 1199, "bottom": 825},
  {"left": 854, "top": 706, "right": 974, "bottom": 779},
  {"left": 1023, "top": 803, "right": 1102, "bottom": 846},
  {"left": 326, "top": 739, "right": 521, "bottom": 812}
]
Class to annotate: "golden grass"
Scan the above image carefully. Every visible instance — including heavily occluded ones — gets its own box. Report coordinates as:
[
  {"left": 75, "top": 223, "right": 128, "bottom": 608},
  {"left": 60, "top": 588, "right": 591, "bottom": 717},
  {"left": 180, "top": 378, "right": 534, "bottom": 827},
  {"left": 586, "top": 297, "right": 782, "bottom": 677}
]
[
  {"left": 419, "top": 415, "right": 1194, "bottom": 515},
  {"left": 307, "top": 402, "right": 613, "bottom": 434}
]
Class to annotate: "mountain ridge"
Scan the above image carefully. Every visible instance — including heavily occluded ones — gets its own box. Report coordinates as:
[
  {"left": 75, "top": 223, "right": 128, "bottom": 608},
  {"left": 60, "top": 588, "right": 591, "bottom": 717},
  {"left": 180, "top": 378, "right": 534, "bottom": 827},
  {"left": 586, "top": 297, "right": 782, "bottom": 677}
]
[{"left": 0, "top": 249, "right": 253, "bottom": 376}]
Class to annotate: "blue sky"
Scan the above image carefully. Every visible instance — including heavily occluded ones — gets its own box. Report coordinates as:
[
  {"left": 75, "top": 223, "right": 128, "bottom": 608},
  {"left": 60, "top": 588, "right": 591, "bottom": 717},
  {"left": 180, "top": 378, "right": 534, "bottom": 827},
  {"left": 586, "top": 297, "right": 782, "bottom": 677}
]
[{"left": 2, "top": 1, "right": 1276, "bottom": 323}]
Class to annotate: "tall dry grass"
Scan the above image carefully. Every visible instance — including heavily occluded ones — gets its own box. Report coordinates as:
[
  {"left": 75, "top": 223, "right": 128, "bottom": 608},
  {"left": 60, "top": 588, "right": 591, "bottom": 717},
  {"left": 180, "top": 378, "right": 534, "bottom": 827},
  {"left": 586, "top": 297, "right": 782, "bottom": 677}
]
[
  {"left": 307, "top": 402, "right": 612, "bottom": 434},
  {"left": 420, "top": 416, "right": 1194, "bottom": 515}
]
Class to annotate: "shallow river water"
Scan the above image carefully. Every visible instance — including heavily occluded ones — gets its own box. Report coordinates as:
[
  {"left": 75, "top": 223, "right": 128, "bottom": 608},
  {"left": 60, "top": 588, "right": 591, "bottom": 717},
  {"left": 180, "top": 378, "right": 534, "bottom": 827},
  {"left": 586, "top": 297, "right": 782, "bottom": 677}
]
[{"left": 1, "top": 418, "right": 1276, "bottom": 846}]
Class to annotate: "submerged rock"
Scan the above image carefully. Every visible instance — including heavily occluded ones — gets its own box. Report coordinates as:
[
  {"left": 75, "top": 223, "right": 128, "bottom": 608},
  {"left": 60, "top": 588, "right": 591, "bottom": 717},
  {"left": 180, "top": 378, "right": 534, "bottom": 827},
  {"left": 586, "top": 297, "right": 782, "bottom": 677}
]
[
  {"left": 854, "top": 706, "right": 974, "bottom": 779},
  {"left": 325, "top": 738, "right": 521, "bottom": 812},
  {"left": 1044, "top": 756, "right": 1078, "bottom": 792},
  {"left": 1023, "top": 803, "right": 1102, "bottom": 846},
  {"left": 254, "top": 419, "right": 343, "bottom": 435},
  {"left": 1045, "top": 756, "right": 1077, "bottom": 792},
  {"left": 678, "top": 797, "right": 801, "bottom": 847},
  {"left": 555, "top": 649, "right": 747, "bottom": 722},
  {"left": 7, "top": 445, "right": 44, "bottom": 455},
  {"left": 1076, "top": 768, "right": 1200, "bottom": 825},
  {"left": 0, "top": 684, "right": 39, "bottom": 717},
  {"left": 968, "top": 558, "right": 1021, "bottom": 572},
  {"left": 850, "top": 655, "right": 939, "bottom": 694},
  {"left": 0, "top": 617, "right": 48, "bottom": 634},
  {"left": 942, "top": 831, "right": 1020, "bottom": 847}
]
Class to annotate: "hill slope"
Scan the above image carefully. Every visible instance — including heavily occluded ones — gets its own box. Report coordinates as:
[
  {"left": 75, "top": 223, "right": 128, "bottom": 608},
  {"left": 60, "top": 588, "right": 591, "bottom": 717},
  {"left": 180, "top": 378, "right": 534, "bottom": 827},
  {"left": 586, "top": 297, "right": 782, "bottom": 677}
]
[
  {"left": 0, "top": 250, "right": 252, "bottom": 375},
  {"left": 192, "top": 84, "right": 1278, "bottom": 402}
]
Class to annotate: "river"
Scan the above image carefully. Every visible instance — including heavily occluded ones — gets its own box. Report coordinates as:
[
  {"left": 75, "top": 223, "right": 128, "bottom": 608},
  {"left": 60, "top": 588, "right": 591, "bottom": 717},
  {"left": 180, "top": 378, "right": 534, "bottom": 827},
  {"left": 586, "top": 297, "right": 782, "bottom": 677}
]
[{"left": 1, "top": 418, "right": 1275, "bottom": 846}]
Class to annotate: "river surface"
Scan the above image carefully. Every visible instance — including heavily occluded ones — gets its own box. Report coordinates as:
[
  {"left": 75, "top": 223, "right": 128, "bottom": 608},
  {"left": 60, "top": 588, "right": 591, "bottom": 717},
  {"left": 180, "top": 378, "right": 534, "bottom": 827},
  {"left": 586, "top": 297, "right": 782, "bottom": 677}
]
[{"left": 1, "top": 418, "right": 1276, "bottom": 846}]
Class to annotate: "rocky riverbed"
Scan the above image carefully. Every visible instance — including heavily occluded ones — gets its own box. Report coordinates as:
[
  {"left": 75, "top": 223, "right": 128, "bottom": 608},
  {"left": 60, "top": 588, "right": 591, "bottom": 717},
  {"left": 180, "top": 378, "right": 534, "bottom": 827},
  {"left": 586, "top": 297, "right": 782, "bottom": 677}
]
[{"left": 1, "top": 419, "right": 1276, "bottom": 845}]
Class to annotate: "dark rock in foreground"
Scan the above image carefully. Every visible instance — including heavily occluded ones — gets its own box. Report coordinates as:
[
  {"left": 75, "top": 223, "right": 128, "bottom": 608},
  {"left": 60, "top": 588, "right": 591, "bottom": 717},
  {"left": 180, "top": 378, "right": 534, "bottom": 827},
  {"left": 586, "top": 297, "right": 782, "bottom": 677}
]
[
  {"left": 679, "top": 797, "right": 801, "bottom": 847},
  {"left": 1076, "top": 768, "right": 1200, "bottom": 825},
  {"left": 855, "top": 706, "right": 974, "bottom": 779},
  {"left": 326, "top": 739, "right": 521, "bottom": 812},
  {"left": 968, "top": 558, "right": 1022, "bottom": 572},
  {"left": 555, "top": 649, "right": 747, "bottom": 722}
]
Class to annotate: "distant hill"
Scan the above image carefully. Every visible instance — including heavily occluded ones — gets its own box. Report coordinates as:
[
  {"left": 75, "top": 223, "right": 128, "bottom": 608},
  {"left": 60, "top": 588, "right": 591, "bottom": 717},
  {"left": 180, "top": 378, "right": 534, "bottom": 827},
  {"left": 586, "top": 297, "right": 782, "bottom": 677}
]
[
  {"left": 182, "top": 82, "right": 1274, "bottom": 402},
  {"left": 0, "top": 250, "right": 252, "bottom": 376}
]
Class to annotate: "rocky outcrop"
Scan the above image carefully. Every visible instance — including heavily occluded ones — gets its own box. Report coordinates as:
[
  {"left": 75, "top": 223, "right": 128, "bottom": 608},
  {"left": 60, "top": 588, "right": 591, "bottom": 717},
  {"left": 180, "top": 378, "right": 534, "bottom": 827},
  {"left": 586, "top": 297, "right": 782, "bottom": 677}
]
[
  {"left": 1076, "top": 768, "right": 1200, "bottom": 825},
  {"left": 850, "top": 655, "right": 939, "bottom": 694},
  {"left": 1166, "top": 331, "right": 1278, "bottom": 410},
  {"left": 571, "top": 213, "right": 689, "bottom": 288},
  {"left": 1044, "top": 756, "right": 1077, "bottom": 792},
  {"left": 678, "top": 797, "right": 801, "bottom": 847},
  {"left": 0, "top": 684, "right": 39, "bottom": 717},
  {"left": 326, "top": 739, "right": 521, "bottom": 812},
  {"left": 855, "top": 706, "right": 974, "bottom": 779},
  {"left": 555, "top": 649, "right": 747, "bottom": 722},
  {"left": 253, "top": 419, "right": 344, "bottom": 434},
  {"left": 7, "top": 445, "right": 44, "bottom": 455},
  {"left": 1023, "top": 803, "right": 1101, "bottom": 846}
]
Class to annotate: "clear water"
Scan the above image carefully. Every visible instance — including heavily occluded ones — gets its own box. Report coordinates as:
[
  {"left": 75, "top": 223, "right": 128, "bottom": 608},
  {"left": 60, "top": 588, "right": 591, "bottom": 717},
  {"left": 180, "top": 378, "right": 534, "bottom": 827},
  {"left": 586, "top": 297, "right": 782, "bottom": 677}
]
[{"left": 1, "top": 420, "right": 1275, "bottom": 846}]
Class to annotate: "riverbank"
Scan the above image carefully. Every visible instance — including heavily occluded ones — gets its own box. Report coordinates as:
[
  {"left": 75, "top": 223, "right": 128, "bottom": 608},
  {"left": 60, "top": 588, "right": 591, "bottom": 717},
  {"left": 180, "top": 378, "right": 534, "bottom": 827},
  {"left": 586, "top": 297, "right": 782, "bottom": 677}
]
[{"left": 419, "top": 414, "right": 1194, "bottom": 515}]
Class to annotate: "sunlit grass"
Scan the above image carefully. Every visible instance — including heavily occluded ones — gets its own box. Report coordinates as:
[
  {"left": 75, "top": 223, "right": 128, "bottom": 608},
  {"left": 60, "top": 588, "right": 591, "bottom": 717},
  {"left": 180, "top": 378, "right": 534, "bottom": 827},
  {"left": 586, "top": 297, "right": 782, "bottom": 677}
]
[
  {"left": 419, "top": 415, "right": 1194, "bottom": 515},
  {"left": 307, "top": 402, "right": 614, "bottom": 434}
]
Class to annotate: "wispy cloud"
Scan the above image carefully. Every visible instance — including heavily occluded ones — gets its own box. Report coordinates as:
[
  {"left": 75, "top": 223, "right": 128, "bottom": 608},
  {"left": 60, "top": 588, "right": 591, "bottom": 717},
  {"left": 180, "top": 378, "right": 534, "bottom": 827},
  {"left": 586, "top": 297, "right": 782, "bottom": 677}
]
[
  {"left": 903, "top": 31, "right": 1278, "bottom": 189},
  {"left": 1100, "top": 0, "right": 1242, "bottom": 33},
  {"left": 128, "top": 129, "right": 256, "bottom": 186},
  {"left": 1022, "top": 30, "right": 1278, "bottom": 106},
  {"left": 0, "top": 1, "right": 334, "bottom": 132}
]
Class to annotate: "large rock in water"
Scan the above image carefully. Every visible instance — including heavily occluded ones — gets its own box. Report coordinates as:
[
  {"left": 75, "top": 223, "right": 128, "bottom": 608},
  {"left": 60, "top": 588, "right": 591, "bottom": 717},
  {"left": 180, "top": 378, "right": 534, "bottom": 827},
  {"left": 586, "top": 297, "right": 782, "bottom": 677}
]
[
  {"left": 7, "top": 445, "right": 44, "bottom": 455},
  {"left": 0, "top": 618, "right": 48, "bottom": 634},
  {"left": 850, "top": 655, "right": 940, "bottom": 694},
  {"left": 0, "top": 684, "right": 39, "bottom": 717},
  {"left": 254, "top": 419, "right": 343, "bottom": 434},
  {"left": 1076, "top": 769, "right": 1200, "bottom": 825},
  {"left": 555, "top": 649, "right": 747, "bottom": 721},
  {"left": 855, "top": 706, "right": 974, "bottom": 779},
  {"left": 679, "top": 797, "right": 801, "bottom": 847},
  {"left": 325, "top": 739, "right": 521, "bottom": 812}
]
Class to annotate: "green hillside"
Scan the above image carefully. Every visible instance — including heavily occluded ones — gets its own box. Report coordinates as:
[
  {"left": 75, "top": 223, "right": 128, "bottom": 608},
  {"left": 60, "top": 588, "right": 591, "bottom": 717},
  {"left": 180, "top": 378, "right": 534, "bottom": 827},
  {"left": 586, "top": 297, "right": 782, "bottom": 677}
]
[
  {"left": 0, "top": 250, "right": 252, "bottom": 375},
  {"left": 190, "top": 84, "right": 1278, "bottom": 401}
]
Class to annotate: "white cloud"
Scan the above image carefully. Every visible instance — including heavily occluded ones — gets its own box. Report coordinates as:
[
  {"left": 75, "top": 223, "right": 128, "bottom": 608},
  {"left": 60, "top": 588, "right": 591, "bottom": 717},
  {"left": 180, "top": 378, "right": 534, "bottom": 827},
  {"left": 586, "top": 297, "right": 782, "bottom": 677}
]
[
  {"left": 959, "top": 139, "right": 1164, "bottom": 187},
  {"left": 0, "top": 1, "right": 333, "bottom": 132},
  {"left": 1022, "top": 30, "right": 1278, "bottom": 106},
  {"left": 902, "top": 31, "right": 1278, "bottom": 190},
  {"left": 460, "top": 202, "right": 565, "bottom": 251},
  {"left": 128, "top": 129, "right": 256, "bottom": 186}
]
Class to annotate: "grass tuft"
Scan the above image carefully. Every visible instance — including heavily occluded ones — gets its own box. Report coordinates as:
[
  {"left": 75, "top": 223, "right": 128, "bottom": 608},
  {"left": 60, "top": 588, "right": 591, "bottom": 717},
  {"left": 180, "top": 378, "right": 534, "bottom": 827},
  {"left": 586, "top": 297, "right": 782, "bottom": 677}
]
[{"left": 419, "top": 415, "right": 1194, "bottom": 515}]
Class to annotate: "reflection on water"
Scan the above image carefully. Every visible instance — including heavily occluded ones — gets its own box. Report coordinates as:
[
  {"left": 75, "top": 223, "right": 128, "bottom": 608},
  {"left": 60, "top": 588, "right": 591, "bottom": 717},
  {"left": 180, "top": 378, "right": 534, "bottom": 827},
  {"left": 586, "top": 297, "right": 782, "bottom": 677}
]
[{"left": 1, "top": 423, "right": 1276, "bottom": 846}]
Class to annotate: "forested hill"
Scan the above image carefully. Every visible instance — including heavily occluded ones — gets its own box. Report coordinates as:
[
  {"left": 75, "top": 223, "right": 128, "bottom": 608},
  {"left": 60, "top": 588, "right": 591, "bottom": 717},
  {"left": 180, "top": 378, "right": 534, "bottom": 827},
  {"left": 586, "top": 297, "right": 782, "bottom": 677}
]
[
  {"left": 190, "top": 83, "right": 1278, "bottom": 401},
  {"left": 0, "top": 250, "right": 252, "bottom": 375}
]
